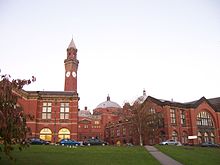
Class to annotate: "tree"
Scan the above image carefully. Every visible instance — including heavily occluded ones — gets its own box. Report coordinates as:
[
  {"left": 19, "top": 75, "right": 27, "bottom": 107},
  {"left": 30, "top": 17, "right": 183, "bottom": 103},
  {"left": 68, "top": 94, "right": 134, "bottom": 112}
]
[
  {"left": 0, "top": 74, "right": 35, "bottom": 160},
  {"left": 123, "top": 101, "right": 163, "bottom": 146}
]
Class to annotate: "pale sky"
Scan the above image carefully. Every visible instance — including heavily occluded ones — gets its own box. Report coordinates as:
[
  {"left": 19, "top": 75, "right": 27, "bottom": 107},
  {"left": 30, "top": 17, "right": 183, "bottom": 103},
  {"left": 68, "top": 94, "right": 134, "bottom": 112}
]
[{"left": 0, "top": 0, "right": 220, "bottom": 111}]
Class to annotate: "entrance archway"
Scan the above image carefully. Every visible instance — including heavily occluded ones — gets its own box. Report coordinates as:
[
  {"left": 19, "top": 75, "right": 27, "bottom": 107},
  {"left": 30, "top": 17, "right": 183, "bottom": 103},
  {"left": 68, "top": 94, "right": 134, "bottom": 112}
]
[
  {"left": 58, "top": 128, "right": 70, "bottom": 141},
  {"left": 40, "top": 128, "right": 52, "bottom": 141}
]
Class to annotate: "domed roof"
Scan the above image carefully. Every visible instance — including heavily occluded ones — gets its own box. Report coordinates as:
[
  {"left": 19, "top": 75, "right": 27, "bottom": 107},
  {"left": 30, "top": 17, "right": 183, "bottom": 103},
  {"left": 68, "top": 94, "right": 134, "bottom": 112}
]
[
  {"left": 136, "top": 89, "right": 147, "bottom": 104},
  {"left": 96, "top": 95, "right": 121, "bottom": 109},
  {"left": 78, "top": 107, "right": 91, "bottom": 117}
]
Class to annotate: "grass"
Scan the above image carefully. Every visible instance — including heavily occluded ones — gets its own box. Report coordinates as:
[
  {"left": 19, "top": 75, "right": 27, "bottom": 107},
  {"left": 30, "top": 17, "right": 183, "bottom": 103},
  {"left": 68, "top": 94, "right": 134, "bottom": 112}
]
[
  {"left": 156, "top": 145, "right": 220, "bottom": 165},
  {"left": 0, "top": 145, "right": 160, "bottom": 165}
]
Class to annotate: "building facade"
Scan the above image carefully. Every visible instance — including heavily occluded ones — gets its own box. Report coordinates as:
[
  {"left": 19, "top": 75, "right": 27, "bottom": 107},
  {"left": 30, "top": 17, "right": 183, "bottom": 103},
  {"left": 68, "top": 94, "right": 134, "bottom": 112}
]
[
  {"left": 15, "top": 39, "right": 79, "bottom": 143},
  {"left": 11, "top": 39, "right": 220, "bottom": 146},
  {"left": 78, "top": 96, "right": 122, "bottom": 142},
  {"left": 105, "top": 94, "right": 220, "bottom": 146}
]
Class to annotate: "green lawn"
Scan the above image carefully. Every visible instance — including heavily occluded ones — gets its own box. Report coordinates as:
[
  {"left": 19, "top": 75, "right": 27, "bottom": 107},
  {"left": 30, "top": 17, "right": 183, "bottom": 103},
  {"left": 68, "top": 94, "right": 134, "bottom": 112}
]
[
  {"left": 0, "top": 145, "right": 160, "bottom": 165},
  {"left": 156, "top": 145, "right": 220, "bottom": 165}
]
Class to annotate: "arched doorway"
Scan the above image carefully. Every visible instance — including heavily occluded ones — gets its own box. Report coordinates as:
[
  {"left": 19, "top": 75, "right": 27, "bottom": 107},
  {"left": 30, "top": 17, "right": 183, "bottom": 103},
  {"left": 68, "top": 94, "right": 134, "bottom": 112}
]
[
  {"left": 159, "top": 131, "right": 166, "bottom": 142},
  {"left": 182, "top": 131, "right": 188, "bottom": 144},
  {"left": 40, "top": 128, "right": 52, "bottom": 141},
  {"left": 204, "top": 132, "right": 209, "bottom": 142},
  {"left": 58, "top": 128, "right": 70, "bottom": 141},
  {"left": 197, "top": 132, "right": 202, "bottom": 144},
  {"left": 172, "top": 131, "right": 178, "bottom": 141},
  {"left": 210, "top": 132, "right": 215, "bottom": 143}
]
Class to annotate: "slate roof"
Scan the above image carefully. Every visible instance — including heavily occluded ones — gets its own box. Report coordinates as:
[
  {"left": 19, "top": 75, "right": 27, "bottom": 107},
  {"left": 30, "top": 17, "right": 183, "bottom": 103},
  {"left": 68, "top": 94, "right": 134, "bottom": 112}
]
[
  {"left": 208, "top": 97, "right": 220, "bottom": 112},
  {"left": 146, "top": 96, "right": 220, "bottom": 112},
  {"left": 27, "top": 91, "right": 77, "bottom": 96},
  {"left": 13, "top": 89, "right": 78, "bottom": 100}
]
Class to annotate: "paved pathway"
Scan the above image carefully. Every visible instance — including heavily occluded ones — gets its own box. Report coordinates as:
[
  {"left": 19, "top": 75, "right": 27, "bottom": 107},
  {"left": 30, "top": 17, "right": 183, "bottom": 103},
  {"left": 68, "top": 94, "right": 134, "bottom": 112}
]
[{"left": 145, "top": 145, "right": 183, "bottom": 165}]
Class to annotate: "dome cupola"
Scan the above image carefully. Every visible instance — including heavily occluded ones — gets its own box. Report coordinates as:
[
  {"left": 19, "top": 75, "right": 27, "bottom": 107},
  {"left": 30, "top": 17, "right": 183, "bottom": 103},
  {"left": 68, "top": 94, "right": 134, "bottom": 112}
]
[
  {"left": 78, "top": 106, "right": 91, "bottom": 117},
  {"left": 96, "top": 95, "right": 121, "bottom": 109}
]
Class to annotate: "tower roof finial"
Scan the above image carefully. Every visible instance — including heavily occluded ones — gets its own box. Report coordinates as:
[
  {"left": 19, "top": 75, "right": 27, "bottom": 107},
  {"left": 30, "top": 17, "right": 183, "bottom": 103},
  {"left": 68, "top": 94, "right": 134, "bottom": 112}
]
[
  {"left": 107, "top": 94, "right": 110, "bottom": 101},
  {"left": 68, "top": 37, "right": 76, "bottom": 49},
  {"left": 143, "top": 89, "right": 146, "bottom": 96}
]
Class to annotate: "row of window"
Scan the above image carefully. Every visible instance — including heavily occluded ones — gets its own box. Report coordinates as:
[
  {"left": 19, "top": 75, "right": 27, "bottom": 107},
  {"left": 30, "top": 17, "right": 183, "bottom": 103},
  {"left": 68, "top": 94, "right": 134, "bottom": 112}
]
[
  {"left": 107, "top": 127, "right": 132, "bottom": 138},
  {"left": 42, "top": 102, "right": 69, "bottom": 120},
  {"left": 170, "top": 109, "right": 186, "bottom": 125},
  {"left": 197, "top": 111, "right": 213, "bottom": 126},
  {"left": 170, "top": 109, "right": 214, "bottom": 127},
  {"left": 198, "top": 131, "right": 215, "bottom": 143},
  {"left": 159, "top": 130, "right": 215, "bottom": 144},
  {"left": 159, "top": 130, "right": 188, "bottom": 143},
  {"left": 78, "top": 125, "right": 101, "bottom": 129},
  {"left": 39, "top": 128, "right": 70, "bottom": 142}
]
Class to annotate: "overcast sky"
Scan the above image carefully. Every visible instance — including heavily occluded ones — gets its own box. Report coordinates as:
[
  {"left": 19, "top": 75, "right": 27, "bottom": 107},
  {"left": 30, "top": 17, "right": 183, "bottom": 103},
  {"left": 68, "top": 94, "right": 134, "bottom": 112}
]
[{"left": 0, "top": 0, "right": 220, "bottom": 111}]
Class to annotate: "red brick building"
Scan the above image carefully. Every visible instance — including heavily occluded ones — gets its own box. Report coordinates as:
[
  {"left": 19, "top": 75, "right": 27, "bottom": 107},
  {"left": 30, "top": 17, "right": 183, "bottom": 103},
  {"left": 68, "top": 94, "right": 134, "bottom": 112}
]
[
  {"left": 14, "top": 39, "right": 122, "bottom": 143},
  {"left": 14, "top": 39, "right": 79, "bottom": 143},
  {"left": 78, "top": 107, "right": 102, "bottom": 141},
  {"left": 11, "top": 39, "right": 220, "bottom": 146},
  {"left": 105, "top": 92, "right": 220, "bottom": 146},
  {"left": 78, "top": 95, "right": 122, "bottom": 142}
]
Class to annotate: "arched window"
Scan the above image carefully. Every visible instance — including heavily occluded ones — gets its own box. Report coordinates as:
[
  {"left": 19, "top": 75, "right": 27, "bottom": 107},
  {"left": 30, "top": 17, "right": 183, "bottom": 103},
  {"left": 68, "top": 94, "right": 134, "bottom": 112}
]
[
  {"left": 197, "top": 132, "right": 202, "bottom": 144},
  {"left": 210, "top": 132, "right": 215, "bottom": 143},
  {"left": 197, "top": 111, "right": 214, "bottom": 127},
  {"left": 204, "top": 132, "right": 209, "bottom": 142},
  {"left": 40, "top": 128, "right": 52, "bottom": 141},
  {"left": 58, "top": 128, "right": 70, "bottom": 141},
  {"left": 172, "top": 131, "right": 178, "bottom": 141},
  {"left": 182, "top": 131, "right": 188, "bottom": 144},
  {"left": 159, "top": 131, "right": 166, "bottom": 142}
]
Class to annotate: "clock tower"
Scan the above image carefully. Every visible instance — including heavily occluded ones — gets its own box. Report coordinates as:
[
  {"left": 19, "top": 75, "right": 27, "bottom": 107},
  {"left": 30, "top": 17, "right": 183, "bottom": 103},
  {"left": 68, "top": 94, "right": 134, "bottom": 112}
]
[{"left": 64, "top": 38, "right": 79, "bottom": 91}]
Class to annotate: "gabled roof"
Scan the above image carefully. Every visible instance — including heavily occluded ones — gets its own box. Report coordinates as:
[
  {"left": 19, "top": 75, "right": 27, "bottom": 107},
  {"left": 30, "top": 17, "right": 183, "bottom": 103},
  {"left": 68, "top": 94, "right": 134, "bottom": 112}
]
[{"left": 145, "top": 96, "right": 220, "bottom": 112}]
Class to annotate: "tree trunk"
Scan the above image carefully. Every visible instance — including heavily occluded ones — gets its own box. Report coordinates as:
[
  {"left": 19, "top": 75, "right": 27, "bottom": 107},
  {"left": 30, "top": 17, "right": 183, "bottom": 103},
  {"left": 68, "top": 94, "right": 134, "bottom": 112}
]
[{"left": 139, "top": 134, "right": 143, "bottom": 146}]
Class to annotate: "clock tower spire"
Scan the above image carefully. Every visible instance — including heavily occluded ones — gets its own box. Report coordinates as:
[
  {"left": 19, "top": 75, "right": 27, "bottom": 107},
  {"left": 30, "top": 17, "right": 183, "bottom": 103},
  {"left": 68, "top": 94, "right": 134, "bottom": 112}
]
[{"left": 64, "top": 38, "right": 79, "bottom": 91}]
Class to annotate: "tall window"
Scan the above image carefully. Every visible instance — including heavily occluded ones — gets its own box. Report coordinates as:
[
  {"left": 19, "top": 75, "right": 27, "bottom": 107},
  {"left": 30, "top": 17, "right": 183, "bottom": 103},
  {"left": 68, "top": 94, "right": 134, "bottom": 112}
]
[
  {"left": 197, "top": 111, "right": 213, "bottom": 127},
  {"left": 122, "top": 126, "right": 126, "bottom": 136},
  {"left": 180, "top": 110, "right": 186, "bottom": 126},
  {"left": 197, "top": 132, "right": 202, "bottom": 144},
  {"left": 170, "top": 109, "right": 176, "bottom": 124},
  {"left": 182, "top": 131, "right": 188, "bottom": 144},
  {"left": 42, "top": 102, "right": 52, "bottom": 119},
  {"left": 210, "top": 132, "right": 215, "bottom": 143},
  {"left": 60, "top": 103, "right": 69, "bottom": 119},
  {"left": 149, "top": 108, "right": 155, "bottom": 114},
  {"left": 204, "top": 132, "right": 209, "bottom": 142},
  {"left": 111, "top": 129, "right": 114, "bottom": 137},
  {"left": 94, "top": 121, "right": 99, "bottom": 125},
  {"left": 116, "top": 127, "right": 120, "bottom": 137}
]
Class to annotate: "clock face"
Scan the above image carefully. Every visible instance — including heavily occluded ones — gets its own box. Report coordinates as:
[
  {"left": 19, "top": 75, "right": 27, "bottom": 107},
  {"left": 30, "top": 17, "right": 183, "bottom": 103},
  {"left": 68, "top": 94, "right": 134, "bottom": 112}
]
[
  {"left": 66, "top": 71, "right": 70, "bottom": 77},
  {"left": 72, "top": 71, "right": 76, "bottom": 78}
]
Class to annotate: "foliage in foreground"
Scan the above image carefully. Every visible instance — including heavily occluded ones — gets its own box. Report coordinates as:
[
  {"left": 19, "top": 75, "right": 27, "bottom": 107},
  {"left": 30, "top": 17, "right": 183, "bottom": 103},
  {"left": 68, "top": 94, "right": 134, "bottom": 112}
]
[
  {"left": 156, "top": 145, "right": 220, "bottom": 165},
  {"left": 0, "top": 145, "right": 160, "bottom": 165},
  {"left": 0, "top": 74, "right": 35, "bottom": 159}
]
